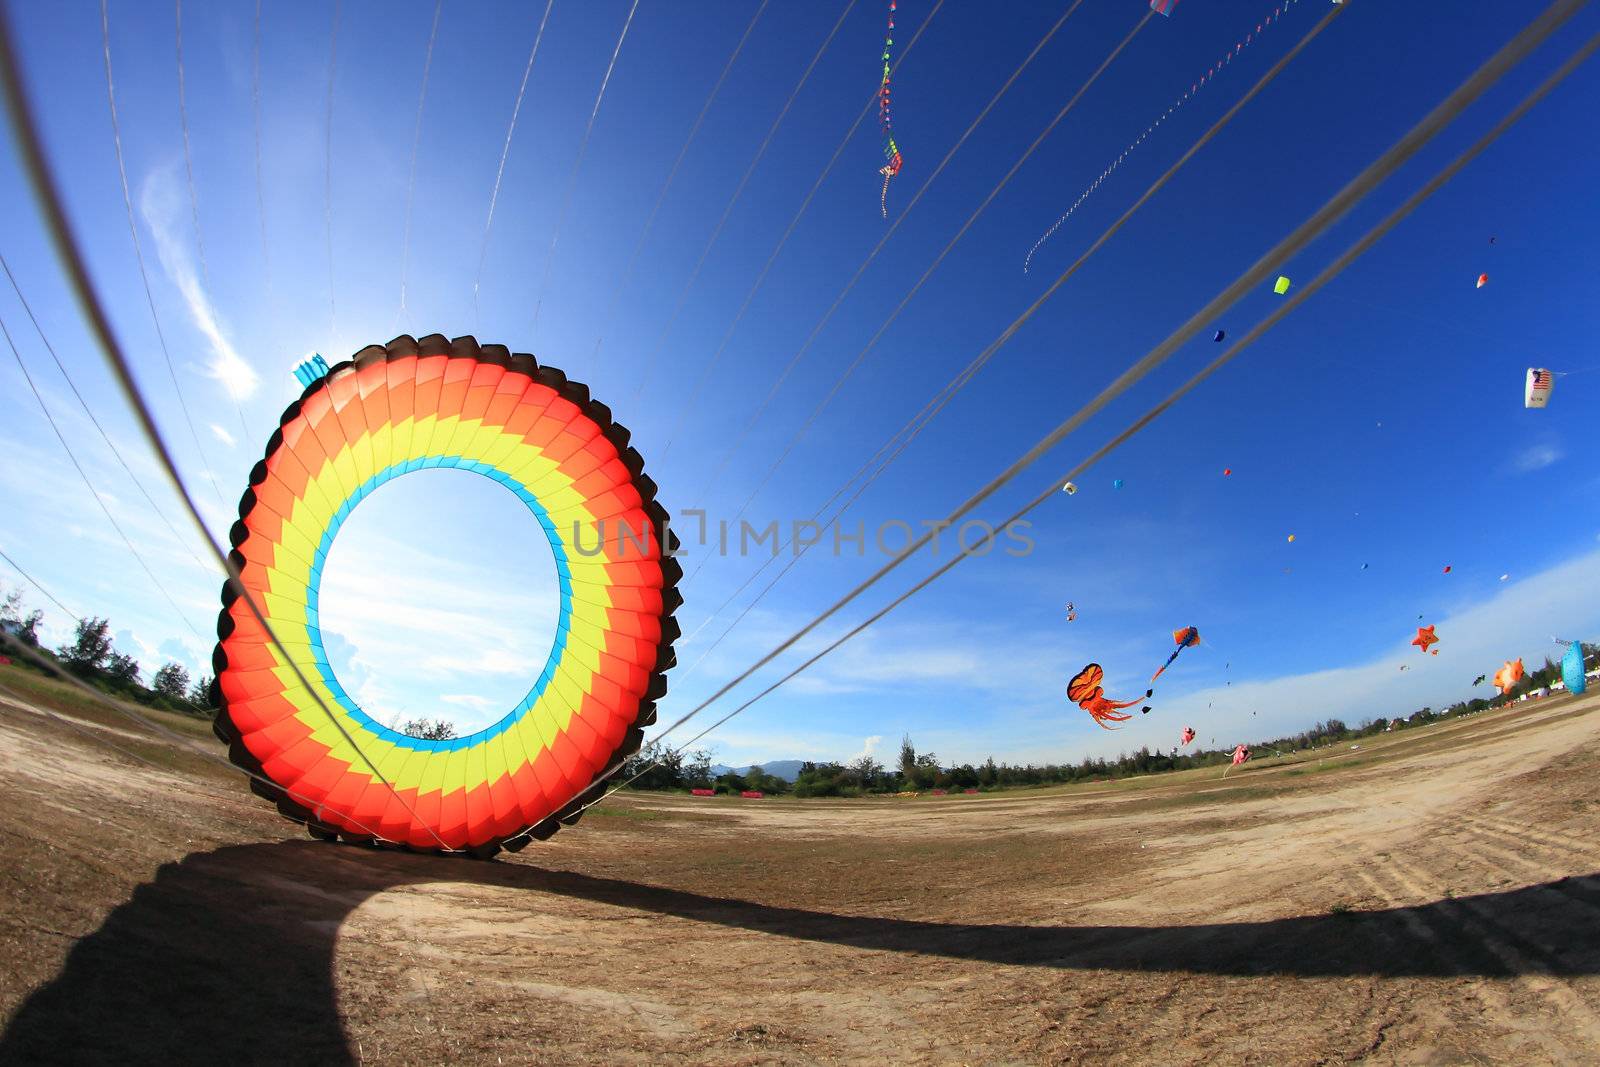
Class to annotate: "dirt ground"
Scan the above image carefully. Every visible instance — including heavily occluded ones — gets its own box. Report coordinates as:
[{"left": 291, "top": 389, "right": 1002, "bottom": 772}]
[{"left": 2, "top": 669, "right": 1599, "bottom": 1066}]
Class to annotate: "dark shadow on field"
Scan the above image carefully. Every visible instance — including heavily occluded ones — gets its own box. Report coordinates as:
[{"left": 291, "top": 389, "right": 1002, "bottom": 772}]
[{"left": 5, "top": 840, "right": 1600, "bottom": 1065}]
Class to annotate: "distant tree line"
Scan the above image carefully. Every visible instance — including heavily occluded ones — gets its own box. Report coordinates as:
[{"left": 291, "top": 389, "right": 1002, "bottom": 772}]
[
  {"left": 621, "top": 643, "right": 1598, "bottom": 798},
  {"left": 1, "top": 582, "right": 213, "bottom": 717}
]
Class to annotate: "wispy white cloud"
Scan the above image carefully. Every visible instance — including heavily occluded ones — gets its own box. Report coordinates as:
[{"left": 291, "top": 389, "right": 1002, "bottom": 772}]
[
  {"left": 1512, "top": 443, "right": 1563, "bottom": 473},
  {"left": 138, "top": 166, "right": 260, "bottom": 400},
  {"left": 208, "top": 423, "right": 236, "bottom": 447},
  {"left": 440, "top": 694, "right": 496, "bottom": 711}
]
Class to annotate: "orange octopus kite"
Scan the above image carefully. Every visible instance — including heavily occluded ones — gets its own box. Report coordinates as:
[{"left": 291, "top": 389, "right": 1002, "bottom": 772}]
[{"left": 1067, "top": 663, "right": 1152, "bottom": 729}]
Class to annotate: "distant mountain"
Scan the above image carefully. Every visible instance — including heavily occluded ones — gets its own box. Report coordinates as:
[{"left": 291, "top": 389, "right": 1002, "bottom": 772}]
[{"left": 708, "top": 759, "right": 806, "bottom": 783}]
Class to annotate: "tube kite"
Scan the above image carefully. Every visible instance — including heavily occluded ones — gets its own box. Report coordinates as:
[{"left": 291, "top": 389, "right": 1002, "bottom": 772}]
[
  {"left": 211, "top": 335, "right": 682, "bottom": 856},
  {"left": 1067, "top": 663, "right": 1151, "bottom": 730},
  {"left": 1562, "top": 641, "right": 1587, "bottom": 695},
  {"left": 877, "top": 0, "right": 903, "bottom": 218}
]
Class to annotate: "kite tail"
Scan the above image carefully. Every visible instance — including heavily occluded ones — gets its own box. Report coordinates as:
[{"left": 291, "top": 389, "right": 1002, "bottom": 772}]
[
  {"left": 1152, "top": 650, "right": 1181, "bottom": 682},
  {"left": 880, "top": 170, "right": 891, "bottom": 219}
]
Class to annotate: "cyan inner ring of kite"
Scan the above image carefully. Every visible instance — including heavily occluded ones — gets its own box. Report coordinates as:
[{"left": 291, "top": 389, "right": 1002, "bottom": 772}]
[{"left": 210, "top": 335, "right": 682, "bottom": 855}]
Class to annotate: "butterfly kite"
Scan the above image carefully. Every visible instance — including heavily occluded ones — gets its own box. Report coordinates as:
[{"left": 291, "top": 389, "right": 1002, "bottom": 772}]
[{"left": 877, "top": 1, "right": 904, "bottom": 218}]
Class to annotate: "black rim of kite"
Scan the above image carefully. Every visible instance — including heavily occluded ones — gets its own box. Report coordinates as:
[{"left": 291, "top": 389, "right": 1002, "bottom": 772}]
[{"left": 208, "top": 333, "right": 682, "bottom": 857}]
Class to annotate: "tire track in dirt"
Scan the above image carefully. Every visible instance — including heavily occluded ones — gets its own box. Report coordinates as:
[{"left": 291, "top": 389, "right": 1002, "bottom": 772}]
[
  {"left": 1381, "top": 836, "right": 1600, "bottom": 1056},
  {"left": 1466, "top": 812, "right": 1599, "bottom": 861},
  {"left": 1342, "top": 852, "right": 1585, "bottom": 1062}
]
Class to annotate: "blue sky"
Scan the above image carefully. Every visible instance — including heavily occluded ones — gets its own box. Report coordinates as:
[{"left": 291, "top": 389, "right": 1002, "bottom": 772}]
[{"left": 2, "top": 0, "right": 1598, "bottom": 770}]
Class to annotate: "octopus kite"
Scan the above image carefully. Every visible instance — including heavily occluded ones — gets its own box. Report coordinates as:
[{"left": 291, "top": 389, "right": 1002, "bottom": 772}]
[
  {"left": 1067, "top": 663, "right": 1151, "bottom": 730},
  {"left": 877, "top": 0, "right": 904, "bottom": 218}
]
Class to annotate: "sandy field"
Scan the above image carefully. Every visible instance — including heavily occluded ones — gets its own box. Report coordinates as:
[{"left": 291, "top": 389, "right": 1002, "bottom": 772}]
[{"left": 2, "top": 668, "right": 1598, "bottom": 1065}]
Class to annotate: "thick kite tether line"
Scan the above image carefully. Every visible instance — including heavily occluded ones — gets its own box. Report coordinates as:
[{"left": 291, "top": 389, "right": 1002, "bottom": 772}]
[{"left": 878, "top": 0, "right": 903, "bottom": 217}]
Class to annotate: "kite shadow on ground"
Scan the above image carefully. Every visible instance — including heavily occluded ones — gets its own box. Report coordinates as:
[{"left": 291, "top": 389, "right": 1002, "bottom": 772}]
[{"left": 4, "top": 839, "right": 1599, "bottom": 1064}]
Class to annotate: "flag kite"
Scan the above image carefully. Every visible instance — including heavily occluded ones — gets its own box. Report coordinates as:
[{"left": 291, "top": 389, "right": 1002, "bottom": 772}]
[
  {"left": 1412, "top": 625, "right": 1439, "bottom": 654},
  {"left": 212, "top": 334, "right": 682, "bottom": 856},
  {"left": 1525, "top": 368, "right": 1554, "bottom": 409},
  {"left": 1067, "top": 663, "right": 1151, "bottom": 730},
  {"left": 877, "top": 0, "right": 904, "bottom": 218},
  {"left": 1153, "top": 626, "right": 1201, "bottom": 682},
  {"left": 1274, "top": 275, "right": 1292, "bottom": 295}
]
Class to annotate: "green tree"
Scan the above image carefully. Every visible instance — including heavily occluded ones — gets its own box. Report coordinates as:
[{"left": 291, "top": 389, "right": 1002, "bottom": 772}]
[
  {"left": 1, "top": 588, "right": 42, "bottom": 647},
  {"left": 59, "top": 617, "right": 113, "bottom": 674},
  {"left": 105, "top": 651, "right": 141, "bottom": 686},
  {"left": 849, "top": 753, "right": 883, "bottom": 790},
  {"left": 400, "top": 717, "right": 456, "bottom": 741},
  {"left": 152, "top": 662, "right": 192, "bottom": 702},
  {"left": 898, "top": 733, "right": 916, "bottom": 778},
  {"left": 189, "top": 674, "right": 215, "bottom": 709}
]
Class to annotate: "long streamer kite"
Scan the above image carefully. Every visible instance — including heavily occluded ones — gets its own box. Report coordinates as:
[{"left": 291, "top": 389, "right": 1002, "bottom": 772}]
[
  {"left": 1153, "top": 625, "right": 1201, "bottom": 681},
  {"left": 878, "top": 0, "right": 904, "bottom": 218},
  {"left": 1024, "top": 0, "right": 1307, "bottom": 272}
]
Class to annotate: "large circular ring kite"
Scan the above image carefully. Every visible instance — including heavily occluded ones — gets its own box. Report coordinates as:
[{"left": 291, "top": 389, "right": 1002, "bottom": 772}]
[{"left": 211, "top": 335, "right": 680, "bottom": 857}]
